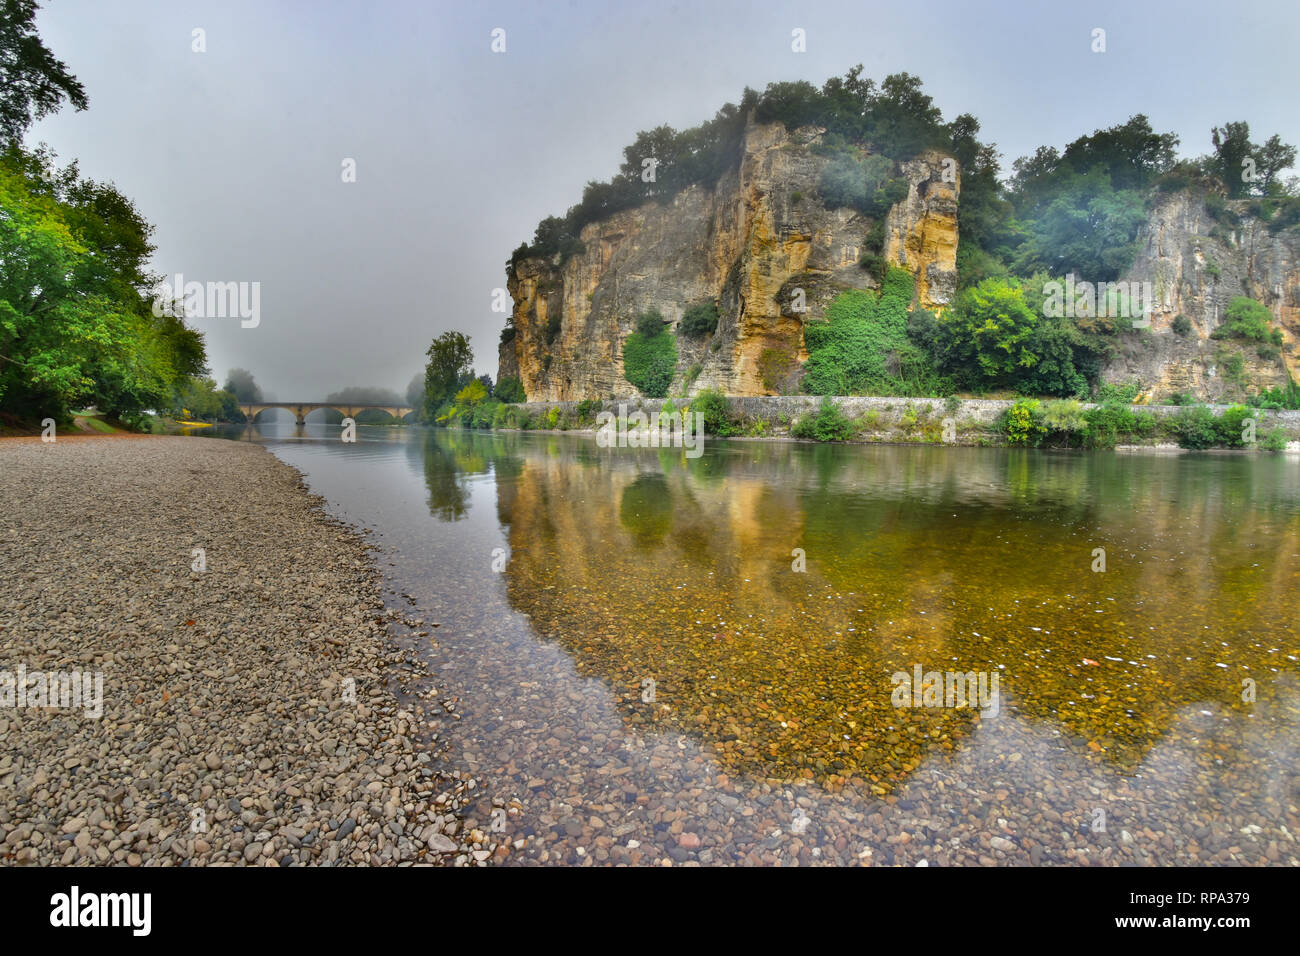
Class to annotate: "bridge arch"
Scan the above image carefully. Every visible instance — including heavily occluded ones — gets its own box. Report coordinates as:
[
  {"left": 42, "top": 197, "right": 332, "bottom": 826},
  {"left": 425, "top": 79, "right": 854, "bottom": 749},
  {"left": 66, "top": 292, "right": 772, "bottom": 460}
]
[{"left": 239, "top": 402, "right": 415, "bottom": 425}]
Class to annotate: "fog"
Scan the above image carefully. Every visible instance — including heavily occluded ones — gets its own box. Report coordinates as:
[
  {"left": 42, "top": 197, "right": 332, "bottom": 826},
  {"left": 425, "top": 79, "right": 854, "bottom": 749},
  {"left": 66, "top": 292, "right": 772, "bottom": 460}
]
[{"left": 28, "top": 0, "right": 1300, "bottom": 398}]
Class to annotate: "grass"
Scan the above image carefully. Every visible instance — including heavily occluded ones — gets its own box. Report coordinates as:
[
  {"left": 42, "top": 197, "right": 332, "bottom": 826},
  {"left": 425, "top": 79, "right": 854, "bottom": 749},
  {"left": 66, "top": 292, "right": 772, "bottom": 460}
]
[{"left": 78, "top": 415, "right": 120, "bottom": 433}]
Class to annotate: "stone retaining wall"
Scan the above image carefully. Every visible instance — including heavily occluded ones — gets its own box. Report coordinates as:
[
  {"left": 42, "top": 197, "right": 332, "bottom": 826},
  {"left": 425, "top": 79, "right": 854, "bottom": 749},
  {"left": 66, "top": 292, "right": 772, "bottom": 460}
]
[{"left": 511, "top": 396, "right": 1300, "bottom": 441}]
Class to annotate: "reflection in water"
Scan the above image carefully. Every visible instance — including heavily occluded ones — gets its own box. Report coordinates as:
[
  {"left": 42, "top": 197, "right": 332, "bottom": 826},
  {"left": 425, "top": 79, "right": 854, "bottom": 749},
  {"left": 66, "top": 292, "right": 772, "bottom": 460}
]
[
  {"left": 493, "top": 436, "right": 1300, "bottom": 787},
  {"left": 619, "top": 474, "right": 674, "bottom": 546},
  {"left": 215, "top": 423, "right": 1300, "bottom": 864},
  {"left": 422, "top": 434, "right": 473, "bottom": 521}
]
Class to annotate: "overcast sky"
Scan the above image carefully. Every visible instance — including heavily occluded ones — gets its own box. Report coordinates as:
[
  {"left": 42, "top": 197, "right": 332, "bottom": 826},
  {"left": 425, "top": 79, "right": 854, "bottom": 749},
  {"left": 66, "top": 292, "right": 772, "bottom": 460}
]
[{"left": 28, "top": 0, "right": 1300, "bottom": 400}]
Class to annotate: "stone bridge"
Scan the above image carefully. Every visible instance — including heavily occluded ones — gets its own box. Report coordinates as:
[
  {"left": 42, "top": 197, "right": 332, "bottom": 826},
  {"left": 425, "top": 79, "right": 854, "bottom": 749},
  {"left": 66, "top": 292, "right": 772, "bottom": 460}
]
[{"left": 239, "top": 403, "right": 415, "bottom": 425}]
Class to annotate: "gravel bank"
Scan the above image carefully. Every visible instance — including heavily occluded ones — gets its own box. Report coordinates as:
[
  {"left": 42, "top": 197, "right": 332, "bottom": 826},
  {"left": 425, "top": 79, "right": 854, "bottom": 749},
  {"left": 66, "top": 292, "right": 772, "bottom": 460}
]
[{"left": 0, "top": 436, "right": 479, "bottom": 866}]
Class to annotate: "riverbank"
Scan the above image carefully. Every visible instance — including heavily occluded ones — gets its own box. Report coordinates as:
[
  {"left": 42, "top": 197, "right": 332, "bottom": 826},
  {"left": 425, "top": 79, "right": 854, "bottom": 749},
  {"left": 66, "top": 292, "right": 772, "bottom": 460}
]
[
  {"left": 0, "top": 436, "right": 481, "bottom": 865},
  {"left": 485, "top": 395, "right": 1300, "bottom": 450}
]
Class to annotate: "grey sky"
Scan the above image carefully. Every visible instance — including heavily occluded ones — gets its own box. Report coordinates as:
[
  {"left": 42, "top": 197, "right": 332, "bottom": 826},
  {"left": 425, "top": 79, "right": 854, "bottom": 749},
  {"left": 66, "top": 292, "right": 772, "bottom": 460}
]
[{"left": 28, "top": 0, "right": 1300, "bottom": 400}]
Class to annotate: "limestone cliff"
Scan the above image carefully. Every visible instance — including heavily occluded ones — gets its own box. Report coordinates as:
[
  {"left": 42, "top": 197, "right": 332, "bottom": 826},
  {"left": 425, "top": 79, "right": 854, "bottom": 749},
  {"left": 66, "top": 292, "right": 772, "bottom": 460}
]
[
  {"left": 499, "top": 119, "right": 1300, "bottom": 403},
  {"left": 501, "top": 120, "right": 959, "bottom": 401},
  {"left": 1105, "top": 191, "right": 1300, "bottom": 401}
]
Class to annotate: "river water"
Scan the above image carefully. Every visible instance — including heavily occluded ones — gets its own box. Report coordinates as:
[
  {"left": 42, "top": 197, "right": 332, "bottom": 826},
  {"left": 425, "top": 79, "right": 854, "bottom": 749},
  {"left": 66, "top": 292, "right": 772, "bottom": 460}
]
[{"left": 208, "top": 422, "right": 1300, "bottom": 865}]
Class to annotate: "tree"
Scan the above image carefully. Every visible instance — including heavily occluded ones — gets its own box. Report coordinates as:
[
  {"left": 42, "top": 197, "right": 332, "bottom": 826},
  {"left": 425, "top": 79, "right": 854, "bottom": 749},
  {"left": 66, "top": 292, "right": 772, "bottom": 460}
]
[
  {"left": 943, "top": 277, "right": 1039, "bottom": 386},
  {"left": 422, "top": 330, "right": 473, "bottom": 419},
  {"left": 405, "top": 371, "right": 424, "bottom": 409},
  {"left": 1256, "top": 134, "right": 1297, "bottom": 195},
  {"left": 1013, "top": 169, "right": 1145, "bottom": 281},
  {"left": 224, "top": 368, "right": 263, "bottom": 402},
  {"left": 494, "top": 376, "right": 526, "bottom": 403},
  {"left": 1211, "top": 122, "right": 1255, "bottom": 198},
  {"left": 0, "top": 148, "right": 203, "bottom": 421},
  {"left": 0, "top": 0, "right": 88, "bottom": 146},
  {"left": 680, "top": 302, "right": 719, "bottom": 337},
  {"left": 436, "top": 379, "right": 490, "bottom": 428},
  {"left": 1207, "top": 123, "right": 1295, "bottom": 199},
  {"left": 1060, "top": 114, "right": 1178, "bottom": 192},
  {"left": 1009, "top": 145, "right": 1063, "bottom": 212}
]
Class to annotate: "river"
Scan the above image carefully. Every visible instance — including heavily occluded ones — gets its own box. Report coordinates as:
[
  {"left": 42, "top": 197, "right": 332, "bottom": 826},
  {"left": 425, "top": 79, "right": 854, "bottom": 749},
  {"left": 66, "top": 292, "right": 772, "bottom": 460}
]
[{"left": 205, "top": 422, "right": 1300, "bottom": 865}]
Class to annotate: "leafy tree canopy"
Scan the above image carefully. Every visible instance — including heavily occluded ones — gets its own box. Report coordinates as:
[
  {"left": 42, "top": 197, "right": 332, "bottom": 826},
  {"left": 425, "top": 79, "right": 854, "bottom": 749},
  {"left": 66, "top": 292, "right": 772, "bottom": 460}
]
[{"left": 0, "top": 0, "right": 88, "bottom": 146}]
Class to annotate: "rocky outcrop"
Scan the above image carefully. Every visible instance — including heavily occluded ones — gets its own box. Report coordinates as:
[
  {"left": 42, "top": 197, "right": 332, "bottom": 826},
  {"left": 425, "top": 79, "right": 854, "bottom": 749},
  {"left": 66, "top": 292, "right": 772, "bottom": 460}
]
[
  {"left": 1104, "top": 192, "right": 1300, "bottom": 400},
  {"left": 501, "top": 119, "right": 1300, "bottom": 403},
  {"left": 502, "top": 120, "right": 959, "bottom": 401},
  {"left": 884, "top": 151, "right": 960, "bottom": 308},
  {"left": 496, "top": 331, "right": 520, "bottom": 386}
]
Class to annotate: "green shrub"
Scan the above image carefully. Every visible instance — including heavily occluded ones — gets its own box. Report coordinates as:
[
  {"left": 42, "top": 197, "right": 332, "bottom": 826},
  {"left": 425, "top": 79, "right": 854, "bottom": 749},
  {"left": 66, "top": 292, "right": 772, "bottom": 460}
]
[
  {"left": 1040, "top": 398, "right": 1087, "bottom": 438},
  {"left": 1215, "top": 404, "right": 1254, "bottom": 447},
  {"left": 692, "top": 388, "right": 737, "bottom": 436},
  {"left": 802, "top": 269, "right": 944, "bottom": 396},
  {"left": 623, "top": 312, "right": 678, "bottom": 398},
  {"left": 1205, "top": 193, "right": 1241, "bottom": 228},
  {"left": 681, "top": 303, "right": 719, "bottom": 337},
  {"left": 1002, "top": 398, "right": 1046, "bottom": 446},
  {"left": 1211, "top": 297, "right": 1273, "bottom": 341},
  {"left": 1168, "top": 391, "right": 1194, "bottom": 406},
  {"left": 1261, "top": 427, "right": 1289, "bottom": 451},
  {"left": 1172, "top": 314, "right": 1192, "bottom": 336},
  {"left": 1095, "top": 381, "right": 1142, "bottom": 404},
  {"left": 545, "top": 407, "right": 560, "bottom": 429},
  {"left": 636, "top": 309, "right": 667, "bottom": 338},
  {"left": 791, "top": 398, "right": 855, "bottom": 441},
  {"left": 494, "top": 376, "right": 526, "bottom": 403},
  {"left": 1219, "top": 351, "right": 1246, "bottom": 386},
  {"left": 575, "top": 398, "right": 602, "bottom": 423},
  {"left": 1250, "top": 380, "right": 1300, "bottom": 409},
  {"left": 1083, "top": 401, "right": 1154, "bottom": 448},
  {"left": 471, "top": 399, "right": 501, "bottom": 430},
  {"left": 859, "top": 251, "right": 886, "bottom": 282},
  {"left": 1173, "top": 406, "right": 1219, "bottom": 449},
  {"left": 863, "top": 219, "right": 886, "bottom": 255},
  {"left": 501, "top": 406, "right": 533, "bottom": 430}
]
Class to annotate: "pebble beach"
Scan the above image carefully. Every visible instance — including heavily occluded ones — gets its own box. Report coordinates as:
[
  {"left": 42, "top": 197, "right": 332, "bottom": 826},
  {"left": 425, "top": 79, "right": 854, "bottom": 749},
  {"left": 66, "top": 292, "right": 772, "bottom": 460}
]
[{"left": 0, "top": 436, "right": 486, "bottom": 866}]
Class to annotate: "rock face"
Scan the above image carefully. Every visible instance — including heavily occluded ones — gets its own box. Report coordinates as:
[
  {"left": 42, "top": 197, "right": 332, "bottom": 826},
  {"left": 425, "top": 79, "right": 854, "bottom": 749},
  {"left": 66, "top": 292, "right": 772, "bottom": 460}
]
[
  {"left": 501, "top": 120, "right": 960, "bottom": 401},
  {"left": 884, "top": 152, "right": 960, "bottom": 309},
  {"left": 499, "top": 119, "right": 1300, "bottom": 403},
  {"left": 1105, "top": 191, "right": 1300, "bottom": 400}
]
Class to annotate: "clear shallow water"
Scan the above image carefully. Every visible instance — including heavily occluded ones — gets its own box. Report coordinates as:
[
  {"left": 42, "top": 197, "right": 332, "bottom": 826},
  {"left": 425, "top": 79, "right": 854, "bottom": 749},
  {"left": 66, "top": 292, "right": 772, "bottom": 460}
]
[{"left": 206, "top": 422, "right": 1300, "bottom": 865}]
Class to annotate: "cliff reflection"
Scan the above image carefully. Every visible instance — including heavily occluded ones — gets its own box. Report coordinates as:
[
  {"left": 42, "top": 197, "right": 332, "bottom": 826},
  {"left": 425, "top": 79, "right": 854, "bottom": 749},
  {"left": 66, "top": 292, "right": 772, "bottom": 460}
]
[{"left": 423, "top": 430, "right": 1300, "bottom": 788}]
